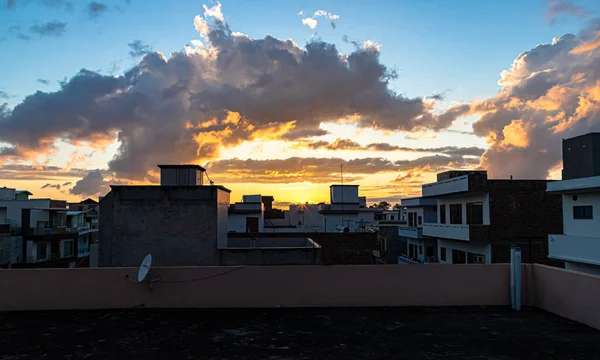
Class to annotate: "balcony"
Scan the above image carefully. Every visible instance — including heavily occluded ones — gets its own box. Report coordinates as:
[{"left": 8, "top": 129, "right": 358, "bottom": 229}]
[
  {"left": 548, "top": 234, "right": 600, "bottom": 265},
  {"left": 32, "top": 227, "right": 76, "bottom": 236},
  {"left": 422, "top": 175, "right": 469, "bottom": 197},
  {"left": 78, "top": 247, "right": 90, "bottom": 256},
  {"left": 398, "top": 227, "right": 423, "bottom": 239},
  {"left": 423, "top": 223, "right": 489, "bottom": 242}
]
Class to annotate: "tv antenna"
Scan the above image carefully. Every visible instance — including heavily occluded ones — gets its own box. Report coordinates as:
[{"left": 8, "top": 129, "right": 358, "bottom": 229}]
[
  {"left": 205, "top": 171, "right": 215, "bottom": 185},
  {"left": 124, "top": 254, "right": 161, "bottom": 291}
]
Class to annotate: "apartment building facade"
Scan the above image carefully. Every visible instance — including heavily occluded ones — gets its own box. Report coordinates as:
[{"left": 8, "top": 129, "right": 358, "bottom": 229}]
[
  {"left": 547, "top": 133, "right": 600, "bottom": 275},
  {"left": 402, "top": 170, "right": 562, "bottom": 264},
  {"left": 0, "top": 188, "right": 82, "bottom": 267},
  {"left": 397, "top": 197, "right": 437, "bottom": 263}
]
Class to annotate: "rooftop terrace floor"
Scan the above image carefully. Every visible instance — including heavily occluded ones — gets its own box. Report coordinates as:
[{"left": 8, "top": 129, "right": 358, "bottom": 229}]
[{"left": 0, "top": 307, "right": 597, "bottom": 359}]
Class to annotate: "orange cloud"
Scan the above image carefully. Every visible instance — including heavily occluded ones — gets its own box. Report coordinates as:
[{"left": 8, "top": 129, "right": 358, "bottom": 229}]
[
  {"left": 501, "top": 120, "right": 529, "bottom": 148},
  {"left": 570, "top": 34, "right": 600, "bottom": 55}
]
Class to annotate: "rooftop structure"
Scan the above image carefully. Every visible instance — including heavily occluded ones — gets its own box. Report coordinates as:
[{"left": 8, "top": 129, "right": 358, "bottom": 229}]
[
  {"left": 99, "top": 165, "right": 231, "bottom": 267},
  {"left": 157, "top": 164, "right": 206, "bottom": 186},
  {"left": 561, "top": 132, "right": 600, "bottom": 180}
]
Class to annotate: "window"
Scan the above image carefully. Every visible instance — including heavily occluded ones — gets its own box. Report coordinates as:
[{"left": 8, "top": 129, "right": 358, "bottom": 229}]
[
  {"left": 390, "top": 215, "right": 395, "bottom": 221},
  {"left": 573, "top": 206, "right": 593, "bottom": 219},
  {"left": 426, "top": 246, "right": 435, "bottom": 257},
  {"left": 452, "top": 249, "right": 467, "bottom": 264},
  {"left": 440, "top": 205, "right": 446, "bottom": 224},
  {"left": 440, "top": 247, "right": 447, "bottom": 261},
  {"left": 467, "top": 252, "right": 486, "bottom": 264},
  {"left": 418, "top": 216, "right": 422, "bottom": 225},
  {"left": 466, "top": 202, "right": 484, "bottom": 225},
  {"left": 36, "top": 243, "right": 47, "bottom": 261},
  {"left": 450, "top": 204, "right": 462, "bottom": 224},
  {"left": 62, "top": 240, "right": 74, "bottom": 257},
  {"left": 419, "top": 246, "right": 423, "bottom": 255}
]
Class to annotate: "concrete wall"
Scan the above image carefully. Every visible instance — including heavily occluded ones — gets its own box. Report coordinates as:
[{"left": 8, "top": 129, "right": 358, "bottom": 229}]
[
  {"left": 228, "top": 232, "right": 378, "bottom": 265},
  {"left": 561, "top": 192, "right": 600, "bottom": 236},
  {"left": 531, "top": 264, "right": 600, "bottom": 330},
  {"left": 228, "top": 213, "right": 262, "bottom": 233},
  {"left": 379, "top": 226, "right": 406, "bottom": 264},
  {"left": 0, "top": 264, "right": 513, "bottom": 311},
  {"left": 323, "top": 213, "right": 358, "bottom": 232},
  {"left": 99, "top": 186, "right": 230, "bottom": 267},
  {"left": 289, "top": 204, "right": 323, "bottom": 231},
  {"left": 0, "top": 235, "right": 22, "bottom": 265},
  {"left": 219, "top": 248, "right": 321, "bottom": 265}
]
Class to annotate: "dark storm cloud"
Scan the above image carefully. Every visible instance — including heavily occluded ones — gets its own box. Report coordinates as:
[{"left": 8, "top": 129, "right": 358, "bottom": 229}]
[
  {"left": 128, "top": 39, "right": 152, "bottom": 58},
  {"left": 87, "top": 1, "right": 107, "bottom": 18},
  {"left": 30, "top": 21, "right": 67, "bottom": 37},
  {"left": 0, "top": 5, "right": 467, "bottom": 182},
  {"left": 206, "top": 154, "right": 479, "bottom": 183},
  {"left": 300, "top": 138, "right": 485, "bottom": 157}
]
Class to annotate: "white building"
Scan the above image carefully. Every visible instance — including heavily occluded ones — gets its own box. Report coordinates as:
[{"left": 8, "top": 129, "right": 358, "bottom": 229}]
[
  {"left": 547, "top": 177, "right": 600, "bottom": 275},
  {"left": 318, "top": 185, "right": 364, "bottom": 232},
  {"left": 228, "top": 194, "right": 264, "bottom": 233},
  {"left": 398, "top": 197, "right": 438, "bottom": 263},
  {"left": 546, "top": 132, "right": 600, "bottom": 276}
]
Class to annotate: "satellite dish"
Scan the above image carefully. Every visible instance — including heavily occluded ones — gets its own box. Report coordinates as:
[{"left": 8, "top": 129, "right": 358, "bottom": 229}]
[{"left": 138, "top": 254, "right": 152, "bottom": 283}]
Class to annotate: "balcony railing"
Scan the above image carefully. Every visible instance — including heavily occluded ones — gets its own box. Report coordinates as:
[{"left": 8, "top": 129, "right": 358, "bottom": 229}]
[
  {"left": 32, "top": 227, "right": 77, "bottom": 236},
  {"left": 423, "top": 223, "right": 489, "bottom": 242},
  {"left": 398, "top": 227, "right": 423, "bottom": 239},
  {"left": 549, "top": 234, "right": 600, "bottom": 265},
  {"left": 422, "top": 175, "right": 469, "bottom": 197}
]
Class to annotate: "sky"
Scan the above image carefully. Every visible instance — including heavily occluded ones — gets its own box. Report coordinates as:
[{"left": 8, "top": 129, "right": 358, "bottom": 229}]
[{"left": 1, "top": 0, "right": 600, "bottom": 206}]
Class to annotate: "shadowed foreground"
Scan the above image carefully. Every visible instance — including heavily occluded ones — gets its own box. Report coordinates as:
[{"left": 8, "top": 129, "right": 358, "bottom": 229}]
[{"left": 0, "top": 307, "right": 597, "bottom": 359}]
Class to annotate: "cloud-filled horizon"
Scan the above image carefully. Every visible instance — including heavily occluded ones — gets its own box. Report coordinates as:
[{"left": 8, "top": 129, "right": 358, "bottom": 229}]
[{"left": 1, "top": 0, "right": 600, "bottom": 204}]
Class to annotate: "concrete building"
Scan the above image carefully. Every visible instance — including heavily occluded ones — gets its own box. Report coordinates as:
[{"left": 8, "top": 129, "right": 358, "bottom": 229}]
[
  {"left": 228, "top": 194, "right": 264, "bottom": 233},
  {"left": 397, "top": 197, "right": 438, "bottom": 264},
  {"left": 421, "top": 170, "right": 562, "bottom": 264},
  {"left": 547, "top": 133, "right": 600, "bottom": 276},
  {"left": 99, "top": 165, "right": 231, "bottom": 267},
  {"left": 68, "top": 198, "right": 99, "bottom": 230},
  {"left": 0, "top": 188, "right": 81, "bottom": 268},
  {"left": 318, "top": 185, "right": 362, "bottom": 232},
  {"left": 221, "top": 236, "right": 321, "bottom": 265}
]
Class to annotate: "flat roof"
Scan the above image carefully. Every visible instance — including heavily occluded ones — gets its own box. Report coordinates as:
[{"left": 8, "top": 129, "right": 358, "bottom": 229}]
[
  {"left": 157, "top": 164, "right": 206, "bottom": 171},
  {"left": 109, "top": 185, "right": 231, "bottom": 193},
  {"left": 547, "top": 175, "right": 600, "bottom": 193},
  {"left": 0, "top": 307, "right": 596, "bottom": 359},
  {"left": 15, "top": 190, "right": 33, "bottom": 195},
  {"left": 329, "top": 184, "right": 360, "bottom": 187}
]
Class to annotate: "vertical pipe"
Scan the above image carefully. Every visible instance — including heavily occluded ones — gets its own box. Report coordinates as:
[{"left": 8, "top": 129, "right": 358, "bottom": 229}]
[
  {"left": 510, "top": 246, "right": 516, "bottom": 310},
  {"left": 515, "top": 247, "right": 522, "bottom": 311}
]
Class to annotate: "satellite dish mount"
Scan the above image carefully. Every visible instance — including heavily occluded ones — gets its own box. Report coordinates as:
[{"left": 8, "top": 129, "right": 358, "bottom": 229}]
[{"left": 124, "top": 254, "right": 161, "bottom": 291}]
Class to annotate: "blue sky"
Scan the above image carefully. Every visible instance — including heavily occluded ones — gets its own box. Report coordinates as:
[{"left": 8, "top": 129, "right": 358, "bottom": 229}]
[
  {"left": 1, "top": 0, "right": 600, "bottom": 203},
  {"left": 1, "top": 0, "right": 596, "bottom": 106}
]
